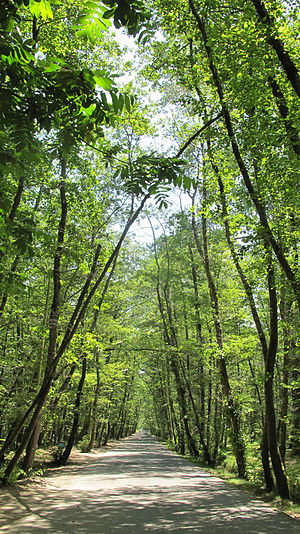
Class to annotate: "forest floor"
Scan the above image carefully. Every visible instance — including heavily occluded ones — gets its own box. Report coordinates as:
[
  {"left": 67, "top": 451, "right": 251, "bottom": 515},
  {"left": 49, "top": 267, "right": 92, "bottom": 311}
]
[{"left": 0, "top": 432, "right": 299, "bottom": 533}]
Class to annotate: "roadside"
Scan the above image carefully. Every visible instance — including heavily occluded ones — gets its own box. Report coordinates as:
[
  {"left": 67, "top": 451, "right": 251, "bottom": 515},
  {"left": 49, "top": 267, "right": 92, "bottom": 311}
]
[{"left": 159, "top": 440, "right": 300, "bottom": 522}]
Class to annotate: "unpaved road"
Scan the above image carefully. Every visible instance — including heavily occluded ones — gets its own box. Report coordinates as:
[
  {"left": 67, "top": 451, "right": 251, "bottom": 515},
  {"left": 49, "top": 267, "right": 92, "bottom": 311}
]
[{"left": 0, "top": 432, "right": 299, "bottom": 533}]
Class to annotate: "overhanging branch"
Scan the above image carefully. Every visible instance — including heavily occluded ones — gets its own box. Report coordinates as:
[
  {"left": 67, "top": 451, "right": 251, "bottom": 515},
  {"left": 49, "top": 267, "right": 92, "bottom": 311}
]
[{"left": 176, "top": 111, "right": 222, "bottom": 157}]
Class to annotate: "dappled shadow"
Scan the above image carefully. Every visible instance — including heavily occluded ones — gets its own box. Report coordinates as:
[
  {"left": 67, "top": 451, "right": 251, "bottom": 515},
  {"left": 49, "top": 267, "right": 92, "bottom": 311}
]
[
  {"left": 1, "top": 433, "right": 299, "bottom": 533},
  {"left": 45, "top": 435, "right": 200, "bottom": 481}
]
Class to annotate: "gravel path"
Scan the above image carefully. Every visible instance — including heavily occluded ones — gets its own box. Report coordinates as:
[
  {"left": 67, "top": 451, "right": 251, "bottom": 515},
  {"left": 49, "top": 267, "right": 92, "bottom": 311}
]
[{"left": 0, "top": 432, "right": 299, "bottom": 533}]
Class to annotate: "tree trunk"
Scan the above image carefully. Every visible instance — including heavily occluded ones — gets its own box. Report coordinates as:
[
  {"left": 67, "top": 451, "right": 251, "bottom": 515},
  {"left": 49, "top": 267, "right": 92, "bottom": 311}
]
[
  {"left": 264, "top": 249, "right": 290, "bottom": 499},
  {"left": 87, "top": 354, "right": 101, "bottom": 451},
  {"left": 166, "top": 361, "right": 180, "bottom": 447},
  {"left": 211, "top": 148, "right": 280, "bottom": 490},
  {"left": 261, "top": 420, "right": 274, "bottom": 492},
  {"left": 170, "top": 352, "right": 199, "bottom": 458},
  {"left": 1, "top": 163, "right": 68, "bottom": 481},
  {"left": 149, "top": 220, "right": 198, "bottom": 457},
  {"left": 290, "top": 344, "right": 300, "bottom": 456},
  {"left": 191, "top": 184, "right": 246, "bottom": 478},
  {"left": 278, "top": 288, "right": 291, "bottom": 463},
  {"left": 250, "top": 0, "right": 300, "bottom": 99},
  {"left": 179, "top": 359, "right": 213, "bottom": 465},
  {"left": 21, "top": 413, "right": 42, "bottom": 472},
  {"left": 0, "top": 192, "right": 149, "bottom": 477},
  {"left": 188, "top": 0, "right": 300, "bottom": 310},
  {"left": 56, "top": 357, "right": 87, "bottom": 466},
  {"left": 268, "top": 76, "right": 300, "bottom": 156},
  {"left": 3, "top": 374, "right": 55, "bottom": 480}
]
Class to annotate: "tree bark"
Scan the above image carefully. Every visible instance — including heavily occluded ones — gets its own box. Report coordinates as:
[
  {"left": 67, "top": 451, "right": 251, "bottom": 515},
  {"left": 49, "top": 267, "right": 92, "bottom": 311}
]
[
  {"left": 150, "top": 220, "right": 198, "bottom": 457},
  {"left": 268, "top": 76, "right": 300, "bottom": 156},
  {"left": 278, "top": 287, "right": 292, "bottom": 463},
  {"left": 250, "top": 0, "right": 300, "bottom": 99},
  {"left": 21, "top": 413, "right": 42, "bottom": 472},
  {"left": 264, "top": 248, "right": 290, "bottom": 499},
  {"left": 191, "top": 182, "right": 246, "bottom": 478},
  {"left": 0, "top": 193, "right": 149, "bottom": 477},
  {"left": 188, "top": 0, "right": 300, "bottom": 311},
  {"left": 210, "top": 156, "right": 274, "bottom": 491},
  {"left": 179, "top": 358, "right": 213, "bottom": 464},
  {"left": 56, "top": 357, "right": 87, "bottom": 465},
  {"left": 1, "top": 161, "right": 68, "bottom": 480},
  {"left": 87, "top": 357, "right": 101, "bottom": 451}
]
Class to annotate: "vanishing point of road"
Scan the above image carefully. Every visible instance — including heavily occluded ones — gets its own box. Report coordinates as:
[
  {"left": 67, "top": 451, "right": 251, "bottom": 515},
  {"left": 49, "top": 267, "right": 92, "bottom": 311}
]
[{"left": 0, "top": 432, "right": 299, "bottom": 533}]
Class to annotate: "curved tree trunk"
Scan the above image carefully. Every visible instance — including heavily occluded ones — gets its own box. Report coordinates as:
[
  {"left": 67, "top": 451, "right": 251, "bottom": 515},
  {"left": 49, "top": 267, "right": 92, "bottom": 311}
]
[
  {"left": 1, "top": 163, "right": 68, "bottom": 481},
  {"left": 0, "top": 192, "right": 149, "bottom": 479},
  {"left": 211, "top": 153, "right": 274, "bottom": 489},
  {"left": 188, "top": 0, "right": 300, "bottom": 311}
]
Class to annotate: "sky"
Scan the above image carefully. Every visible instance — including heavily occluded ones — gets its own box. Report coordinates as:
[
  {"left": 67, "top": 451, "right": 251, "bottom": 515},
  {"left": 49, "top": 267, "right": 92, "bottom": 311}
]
[{"left": 108, "top": 28, "right": 192, "bottom": 244}]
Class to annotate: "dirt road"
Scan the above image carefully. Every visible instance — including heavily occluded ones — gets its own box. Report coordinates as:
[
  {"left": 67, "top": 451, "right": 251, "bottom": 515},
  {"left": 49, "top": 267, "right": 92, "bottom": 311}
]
[{"left": 0, "top": 432, "right": 299, "bottom": 533}]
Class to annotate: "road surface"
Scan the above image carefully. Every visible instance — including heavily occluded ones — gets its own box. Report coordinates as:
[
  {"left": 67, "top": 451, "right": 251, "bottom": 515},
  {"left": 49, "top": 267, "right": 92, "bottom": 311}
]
[{"left": 0, "top": 432, "right": 299, "bottom": 533}]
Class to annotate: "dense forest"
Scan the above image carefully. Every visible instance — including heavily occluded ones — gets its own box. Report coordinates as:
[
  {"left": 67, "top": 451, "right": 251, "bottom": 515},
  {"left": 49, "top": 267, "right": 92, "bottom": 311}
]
[{"left": 0, "top": 0, "right": 299, "bottom": 503}]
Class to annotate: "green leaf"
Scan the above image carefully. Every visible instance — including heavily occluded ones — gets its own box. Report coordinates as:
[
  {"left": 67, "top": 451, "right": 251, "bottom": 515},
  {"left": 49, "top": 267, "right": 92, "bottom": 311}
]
[
  {"left": 111, "top": 92, "right": 119, "bottom": 113},
  {"left": 118, "top": 93, "right": 124, "bottom": 112},
  {"left": 44, "top": 63, "right": 60, "bottom": 72},
  {"left": 124, "top": 93, "right": 132, "bottom": 113},
  {"left": 94, "top": 75, "right": 113, "bottom": 90},
  {"left": 101, "top": 92, "right": 108, "bottom": 108},
  {"left": 27, "top": 0, "right": 53, "bottom": 20},
  {"left": 83, "top": 103, "right": 96, "bottom": 116},
  {"left": 102, "top": 8, "right": 115, "bottom": 19}
]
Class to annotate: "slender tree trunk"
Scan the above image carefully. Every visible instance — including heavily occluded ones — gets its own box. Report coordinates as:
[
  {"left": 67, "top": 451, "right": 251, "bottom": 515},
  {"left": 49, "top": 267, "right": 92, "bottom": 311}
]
[
  {"left": 188, "top": 0, "right": 300, "bottom": 310},
  {"left": 268, "top": 76, "right": 300, "bottom": 156},
  {"left": 21, "top": 277, "right": 51, "bottom": 470},
  {"left": 57, "top": 357, "right": 87, "bottom": 466},
  {"left": 8, "top": 177, "right": 25, "bottom": 222},
  {"left": 278, "top": 287, "right": 291, "bottom": 463},
  {"left": 0, "top": 193, "right": 149, "bottom": 476},
  {"left": 166, "top": 361, "right": 180, "bottom": 447},
  {"left": 85, "top": 257, "right": 119, "bottom": 451},
  {"left": 264, "top": 248, "right": 290, "bottom": 499},
  {"left": 169, "top": 352, "right": 199, "bottom": 457},
  {"left": 3, "top": 373, "right": 56, "bottom": 479},
  {"left": 206, "top": 358, "right": 212, "bottom": 451},
  {"left": 213, "top": 384, "right": 222, "bottom": 463},
  {"left": 21, "top": 413, "right": 42, "bottom": 472},
  {"left": 210, "top": 145, "right": 280, "bottom": 490},
  {"left": 156, "top": 365, "right": 173, "bottom": 441},
  {"left": 261, "top": 419, "right": 274, "bottom": 492},
  {"left": 250, "top": 0, "right": 300, "bottom": 99},
  {"left": 51, "top": 363, "right": 77, "bottom": 411},
  {"left": 87, "top": 358, "right": 101, "bottom": 451},
  {"left": 179, "top": 359, "right": 213, "bottom": 464},
  {"left": 149, "top": 220, "right": 198, "bottom": 457},
  {"left": 188, "top": 243, "right": 207, "bottom": 444},
  {"left": 1, "top": 161, "right": 68, "bottom": 481},
  {"left": 191, "top": 185, "right": 246, "bottom": 478}
]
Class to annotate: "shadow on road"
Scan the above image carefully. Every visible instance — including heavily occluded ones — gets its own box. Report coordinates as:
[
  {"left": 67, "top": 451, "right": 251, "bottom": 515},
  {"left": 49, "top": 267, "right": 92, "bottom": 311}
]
[{"left": 0, "top": 432, "right": 299, "bottom": 533}]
